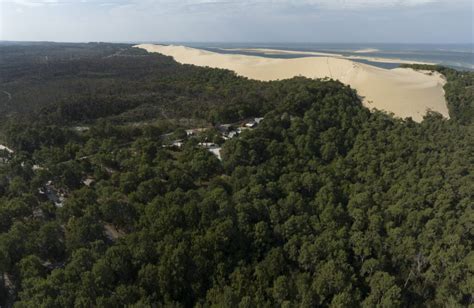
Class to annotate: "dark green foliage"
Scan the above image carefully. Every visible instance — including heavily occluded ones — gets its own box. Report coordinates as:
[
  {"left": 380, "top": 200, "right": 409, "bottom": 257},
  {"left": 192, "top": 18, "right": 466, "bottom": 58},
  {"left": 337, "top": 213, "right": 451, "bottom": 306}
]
[
  {"left": 0, "top": 43, "right": 472, "bottom": 307},
  {"left": 0, "top": 42, "right": 276, "bottom": 127}
]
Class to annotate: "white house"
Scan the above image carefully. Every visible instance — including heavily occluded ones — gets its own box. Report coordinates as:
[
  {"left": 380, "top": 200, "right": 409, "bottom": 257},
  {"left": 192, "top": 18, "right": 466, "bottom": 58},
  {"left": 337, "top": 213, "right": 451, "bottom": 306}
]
[
  {"left": 255, "top": 117, "right": 264, "bottom": 124},
  {"left": 198, "top": 142, "right": 218, "bottom": 148},
  {"left": 209, "top": 147, "right": 222, "bottom": 160},
  {"left": 172, "top": 140, "right": 184, "bottom": 148},
  {"left": 186, "top": 128, "right": 208, "bottom": 136},
  {"left": 0, "top": 145, "right": 13, "bottom": 154}
]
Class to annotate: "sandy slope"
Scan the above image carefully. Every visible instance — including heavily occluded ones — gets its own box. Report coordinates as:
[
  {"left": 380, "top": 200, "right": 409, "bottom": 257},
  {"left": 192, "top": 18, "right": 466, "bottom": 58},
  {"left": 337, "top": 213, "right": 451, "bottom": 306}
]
[{"left": 136, "top": 44, "right": 449, "bottom": 122}]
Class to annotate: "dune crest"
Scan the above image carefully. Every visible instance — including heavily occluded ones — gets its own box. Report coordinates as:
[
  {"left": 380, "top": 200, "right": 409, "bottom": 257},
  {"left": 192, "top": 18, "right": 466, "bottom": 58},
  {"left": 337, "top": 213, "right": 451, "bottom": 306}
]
[{"left": 137, "top": 44, "right": 449, "bottom": 122}]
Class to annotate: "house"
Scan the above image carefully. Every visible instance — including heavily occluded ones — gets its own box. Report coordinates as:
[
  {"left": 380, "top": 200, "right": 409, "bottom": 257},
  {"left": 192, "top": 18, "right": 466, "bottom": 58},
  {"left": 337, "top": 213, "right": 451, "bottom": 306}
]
[
  {"left": 41, "top": 181, "right": 66, "bottom": 208},
  {"left": 198, "top": 142, "right": 218, "bottom": 148},
  {"left": 224, "top": 130, "right": 238, "bottom": 139},
  {"left": 168, "top": 140, "right": 184, "bottom": 148},
  {"left": 237, "top": 127, "right": 250, "bottom": 134},
  {"left": 173, "top": 141, "right": 184, "bottom": 148},
  {"left": 217, "top": 124, "right": 233, "bottom": 134},
  {"left": 255, "top": 117, "right": 264, "bottom": 124},
  {"left": 197, "top": 142, "right": 222, "bottom": 160},
  {"left": 245, "top": 121, "right": 257, "bottom": 128},
  {"left": 0, "top": 145, "right": 13, "bottom": 164},
  {"left": 32, "top": 164, "right": 45, "bottom": 171},
  {"left": 82, "top": 177, "right": 95, "bottom": 187},
  {"left": 244, "top": 117, "right": 264, "bottom": 128},
  {"left": 217, "top": 124, "right": 239, "bottom": 139},
  {"left": 209, "top": 147, "right": 222, "bottom": 160},
  {"left": 0, "top": 145, "right": 14, "bottom": 154},
  {"left": 186, "top": 128, "right": 208, "bottom": 136}
]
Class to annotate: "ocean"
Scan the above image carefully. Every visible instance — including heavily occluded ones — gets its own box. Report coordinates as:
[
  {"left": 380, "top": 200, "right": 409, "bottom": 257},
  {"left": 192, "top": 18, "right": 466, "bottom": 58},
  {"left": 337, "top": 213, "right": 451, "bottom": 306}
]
[{"left": 161, "top": 42, "right": 474, "bottom": 71}]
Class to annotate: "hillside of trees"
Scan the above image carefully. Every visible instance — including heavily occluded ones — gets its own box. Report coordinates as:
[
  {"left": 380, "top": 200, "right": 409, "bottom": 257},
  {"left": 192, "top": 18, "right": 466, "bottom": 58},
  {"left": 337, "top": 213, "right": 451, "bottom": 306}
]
[
  {"left": 0, "top": 43, "right": 472, "bottom": 307},
  {"left": 0, "top": 42, "right": 281, "bottom": 128}
]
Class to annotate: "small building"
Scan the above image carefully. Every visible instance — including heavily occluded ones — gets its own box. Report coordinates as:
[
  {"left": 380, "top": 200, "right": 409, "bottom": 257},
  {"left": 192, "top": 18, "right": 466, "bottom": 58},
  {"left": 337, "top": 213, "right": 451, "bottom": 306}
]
[
  {"left": 198, "top": 142, "right": 218, "bottom": 149},
  {"left": 255, "top": 117, "right": 264, "bottom": 124},
  {"left": 237, "top": 127, "right": 250, "bottom": 134},
  {"left": 41, "top": 181, "right": 66, "bottom": 208},
  {"left": 0, "top": 145, "right": 14, "bottom": 154},
  {"left": 197, "top": 142, "right": 222, "bottom": 160},
  {"left": 82, "top": 177, "right": 95, "bottom": 187},
  {"left": 32, "top": 164, "right": 45, "bottom": 171},
  {"left": 208, "top": 147, "right": 222, "bottom": 160},
  {"left": 0, "top": 145, "right": 13, "bottom": 164},
  {"left": 171, "top": 140, "right": 184, "bottom": 148},
  {"left": 245, "top": 121, "right": 257, "bottom": 128},
  {"left": 74, "top": 126, "right": 90, "bottom": 132},
  {"left": 244, "top": 117, "right": 264, "bottom": 128},
  {"left": 186, "top": 128, "right": 208, "bottom": 136},
  {"left": 224, "top": 130, "right": 238, "bottom": 140},
  {"left": 216, "top": 124, "right": 233, "bottom": 134}
]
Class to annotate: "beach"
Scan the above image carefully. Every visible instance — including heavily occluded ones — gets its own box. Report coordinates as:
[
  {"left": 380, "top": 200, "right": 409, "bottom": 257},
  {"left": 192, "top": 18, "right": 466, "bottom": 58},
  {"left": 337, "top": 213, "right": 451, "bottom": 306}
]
[{"left": 136, "top": 44, "right": 449, "bottom": 122}]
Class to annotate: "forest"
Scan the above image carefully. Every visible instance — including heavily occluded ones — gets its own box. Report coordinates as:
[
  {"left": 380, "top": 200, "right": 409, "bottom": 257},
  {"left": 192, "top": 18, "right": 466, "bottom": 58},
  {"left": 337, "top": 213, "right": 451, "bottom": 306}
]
[{"left": 0, "top": 42, "right": 472, "bottom": 307}]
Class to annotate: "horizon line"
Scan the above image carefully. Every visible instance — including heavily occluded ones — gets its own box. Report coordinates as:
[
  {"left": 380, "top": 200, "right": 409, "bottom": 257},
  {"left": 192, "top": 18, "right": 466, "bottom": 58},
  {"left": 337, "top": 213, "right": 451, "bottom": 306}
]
[{"left": 1, "top": 39, "right": 473, "bottom": 46}]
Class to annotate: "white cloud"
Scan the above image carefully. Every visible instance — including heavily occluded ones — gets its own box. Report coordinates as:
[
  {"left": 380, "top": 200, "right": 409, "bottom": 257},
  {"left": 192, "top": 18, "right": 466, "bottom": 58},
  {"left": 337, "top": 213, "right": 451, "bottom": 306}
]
[
  {"left": 1, "top": 0, "right": 471, "bottom": 43},
  {"left": 2, "top": 0, "right": 445, "bottom": 9},
  {"left": 1, "top": 0, "right": 122, "bottom": 6},
  {"left": 102, "top": 0, "right": 450, "bottom": 18},
  {"left": 298, "top": 0, "right": 438, "bottom": 8}
]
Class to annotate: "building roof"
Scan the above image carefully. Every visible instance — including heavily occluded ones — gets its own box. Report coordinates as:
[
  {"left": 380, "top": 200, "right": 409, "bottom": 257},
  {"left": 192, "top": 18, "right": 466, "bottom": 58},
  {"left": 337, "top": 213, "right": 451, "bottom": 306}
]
[{"left": 0, "top": 145, "right": 14, "bottom": 153}]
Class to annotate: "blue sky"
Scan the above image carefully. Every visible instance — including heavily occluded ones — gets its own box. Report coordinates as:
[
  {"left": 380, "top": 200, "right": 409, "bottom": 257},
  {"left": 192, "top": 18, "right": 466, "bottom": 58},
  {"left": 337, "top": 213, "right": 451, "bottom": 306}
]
[{"left": 0, "top": 0, "right": 473, "bottom": 43}]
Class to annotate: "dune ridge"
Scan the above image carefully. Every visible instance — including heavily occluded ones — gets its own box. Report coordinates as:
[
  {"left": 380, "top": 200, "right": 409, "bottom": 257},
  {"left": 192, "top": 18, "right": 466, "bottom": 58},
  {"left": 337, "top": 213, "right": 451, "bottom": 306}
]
[{"left": 136, "top": 44, "right": 449, "bottom": 122}]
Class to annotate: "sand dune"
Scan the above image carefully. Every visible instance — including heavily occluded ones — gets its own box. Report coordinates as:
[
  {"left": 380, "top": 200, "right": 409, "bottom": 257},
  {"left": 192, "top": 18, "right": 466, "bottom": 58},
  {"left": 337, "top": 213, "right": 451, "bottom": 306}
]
[
  {"left": 353, "top": 48, "right": 380, "bottom": 53},
  {"left": 136, "top": 44, "right": 449, "bottom": 122}
]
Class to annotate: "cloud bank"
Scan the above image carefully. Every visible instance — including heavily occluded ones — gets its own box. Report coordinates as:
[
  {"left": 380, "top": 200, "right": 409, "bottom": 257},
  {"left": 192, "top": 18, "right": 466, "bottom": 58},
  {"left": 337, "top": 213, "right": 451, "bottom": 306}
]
[
  {"left": 1, "top": 0, "right": 472, "bottom": 43},
  {"left": 4, "top": 0, "right": 451, "bottom": 9}
]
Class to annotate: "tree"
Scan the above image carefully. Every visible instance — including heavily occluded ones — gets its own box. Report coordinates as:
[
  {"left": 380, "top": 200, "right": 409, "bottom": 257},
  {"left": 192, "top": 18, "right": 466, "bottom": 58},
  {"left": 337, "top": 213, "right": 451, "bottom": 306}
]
[
  {"left": 362, "top": 272, "right": 402, "bottom": 308},
  {"left": 65, "top": 216, "right": 105, "bottom": 253}
]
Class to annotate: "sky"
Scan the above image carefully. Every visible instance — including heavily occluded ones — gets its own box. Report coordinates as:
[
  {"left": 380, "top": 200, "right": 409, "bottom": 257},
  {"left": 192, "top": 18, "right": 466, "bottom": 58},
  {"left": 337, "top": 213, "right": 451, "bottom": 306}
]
[{"left": 0, "top": 0, "right": 473, "bottom": 43}]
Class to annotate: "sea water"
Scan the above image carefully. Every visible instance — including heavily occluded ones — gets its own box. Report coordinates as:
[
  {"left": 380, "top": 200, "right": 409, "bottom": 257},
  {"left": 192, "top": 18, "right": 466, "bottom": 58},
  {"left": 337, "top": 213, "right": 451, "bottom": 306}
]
[{"left": 162, "top": 42, "right": 473, "bottom": 71}]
